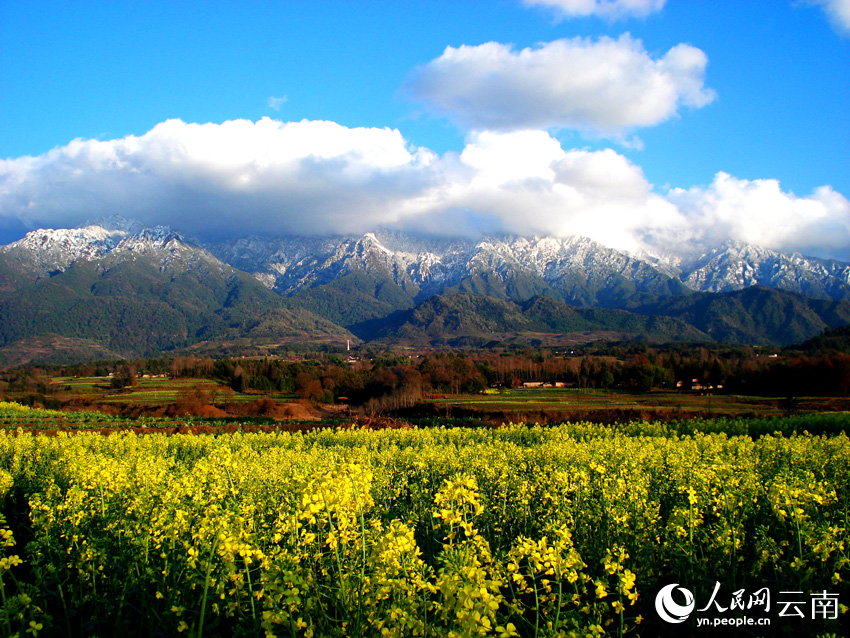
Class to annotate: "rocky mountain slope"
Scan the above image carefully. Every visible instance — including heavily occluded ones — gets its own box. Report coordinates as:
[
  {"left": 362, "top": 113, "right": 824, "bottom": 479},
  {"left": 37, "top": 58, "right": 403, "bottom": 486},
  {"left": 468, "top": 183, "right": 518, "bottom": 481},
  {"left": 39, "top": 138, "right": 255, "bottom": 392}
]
[
  {"left": 211, "top": 230, "right": 850, "bottom": 304},
  {"left": 208, "top": 229, "right": 692, "bottom": 326},
  {"left": 1, "top": 217, "right": 227, "bottom": 281},
  {"left": 653, "top": 241, "right": 850, "bottom": 300}
]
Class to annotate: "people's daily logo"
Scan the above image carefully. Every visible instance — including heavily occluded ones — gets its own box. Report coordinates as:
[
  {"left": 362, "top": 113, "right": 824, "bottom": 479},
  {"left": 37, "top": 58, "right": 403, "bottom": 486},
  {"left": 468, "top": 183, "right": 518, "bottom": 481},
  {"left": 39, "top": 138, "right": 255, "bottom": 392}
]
[
  {"left": 655, "top": 581, "right": 841, "bottom": 630},
  {"left": 655, "top": 584, "right": 695, "bottom": 623}
]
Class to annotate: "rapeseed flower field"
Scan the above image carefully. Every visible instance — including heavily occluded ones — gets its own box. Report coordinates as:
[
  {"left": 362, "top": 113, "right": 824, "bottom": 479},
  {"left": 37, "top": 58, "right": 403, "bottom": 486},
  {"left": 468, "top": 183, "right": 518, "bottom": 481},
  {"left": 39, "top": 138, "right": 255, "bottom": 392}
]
[{"left": 0, "top": 407, "right": 847, "bottom": 636}]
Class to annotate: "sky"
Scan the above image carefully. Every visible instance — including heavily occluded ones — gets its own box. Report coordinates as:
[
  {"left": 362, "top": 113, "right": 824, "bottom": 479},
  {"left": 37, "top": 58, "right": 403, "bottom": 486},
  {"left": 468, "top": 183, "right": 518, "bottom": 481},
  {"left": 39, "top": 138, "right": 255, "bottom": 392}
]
[{"left": 1, "top": 0, "right": 849, "bottom": 260}]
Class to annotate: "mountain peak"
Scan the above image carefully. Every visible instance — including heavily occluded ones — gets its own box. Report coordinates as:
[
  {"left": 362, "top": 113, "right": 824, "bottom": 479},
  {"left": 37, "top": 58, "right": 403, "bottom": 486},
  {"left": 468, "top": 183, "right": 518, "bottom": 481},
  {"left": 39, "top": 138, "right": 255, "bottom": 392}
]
[
  {"left": 4, "top": 218, "right": 850, "bottom": 306},
  {"left": 1, "top": 218, "right": 218, "bottom": 278},
  {"left": 675, "top": 241, "right": 850, "bottom": 299},
  {"left": 1, "top": 225, "right": 124, "bottom": 274}
]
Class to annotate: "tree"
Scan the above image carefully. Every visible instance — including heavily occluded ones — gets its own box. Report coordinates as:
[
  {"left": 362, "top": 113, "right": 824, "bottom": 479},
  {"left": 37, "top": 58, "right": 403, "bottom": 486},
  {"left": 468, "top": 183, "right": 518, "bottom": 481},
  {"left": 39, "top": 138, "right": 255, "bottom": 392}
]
[{"left": 295, "top": 372, "right": 324, "bottom": 402}]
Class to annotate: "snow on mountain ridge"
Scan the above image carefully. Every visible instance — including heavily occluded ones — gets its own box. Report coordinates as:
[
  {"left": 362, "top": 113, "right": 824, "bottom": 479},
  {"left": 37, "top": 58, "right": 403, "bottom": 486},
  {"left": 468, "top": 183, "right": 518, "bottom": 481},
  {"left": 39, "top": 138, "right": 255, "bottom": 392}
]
[
  {"left": 0, "top": 220, "right": 227, "bottom": 278},
  {"left": 207, "top": 230, "right": 679, "bottom": 301},
  {"left": 4, "top": 220, "right": 850, "bottom": 302},
  {"left": 671, "top": 240, "right": 850, "bottom": 299},
  {"left": 0, "top": 225, "right": 126, "bottom": 273},
  {"left": 205, "top": 230, "right": 850, "bottom": 303}
]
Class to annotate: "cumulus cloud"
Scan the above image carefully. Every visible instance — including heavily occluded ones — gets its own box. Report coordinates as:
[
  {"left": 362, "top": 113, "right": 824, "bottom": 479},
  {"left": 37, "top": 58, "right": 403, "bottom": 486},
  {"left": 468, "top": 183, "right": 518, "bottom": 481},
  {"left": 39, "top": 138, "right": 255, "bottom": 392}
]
[
  {"left": 0, "top": 122, "right": 676, "bottom": 252},
  {"left": 1, "top": 119, "right": 848, "bottom": 260},
  {"left": 0, "top": 118, "right": 438, "bottom": 239},
  {"left": 523, "top": 0, "right": 666, "bottom": 21},
  {"left": 803, "top": 0, "right": 850, "bottom": 36},
  {"left": 398, "top": 130, "right": 682, "bottom": 253},
  {"left": 666, "top": 173, "right": 850, "bottom": 259},
  {"left": 404, "top": 35, "right": 715, "bottom": 136}
]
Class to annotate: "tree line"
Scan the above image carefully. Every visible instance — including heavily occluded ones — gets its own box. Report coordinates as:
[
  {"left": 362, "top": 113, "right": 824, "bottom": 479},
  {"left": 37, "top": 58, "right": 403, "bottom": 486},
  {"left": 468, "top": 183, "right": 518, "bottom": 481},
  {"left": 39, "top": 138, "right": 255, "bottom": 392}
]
[{"left": 3, "top": 341, "right": 848, "bottom": 410}]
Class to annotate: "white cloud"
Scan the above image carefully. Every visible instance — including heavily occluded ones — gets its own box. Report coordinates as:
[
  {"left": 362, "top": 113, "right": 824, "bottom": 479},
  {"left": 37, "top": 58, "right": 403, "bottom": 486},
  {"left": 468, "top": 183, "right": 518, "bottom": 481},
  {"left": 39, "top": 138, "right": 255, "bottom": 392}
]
[
  {"left": 267, "top": 95, "right": 288, "bottom": 111},
  {"left": 1, "top": 119, "right": 848, "bottom": 260},
  {"left": 404, "top": 35, "right": 715, "bottom": 136},
  {"left": 523, "top": 0, "right": 666, "bottom": 21},
  {"left": 397, "top": 130, "right": 684, "bottom": 253},
  {"left": 0, "top": 118, "right": 437, "bottom": 238},
  {"left": 802, "top": 0, "right": 850, "bottom": 36},
  {"left": 667, "top": 173, "right": 850, "bottom": 259}
]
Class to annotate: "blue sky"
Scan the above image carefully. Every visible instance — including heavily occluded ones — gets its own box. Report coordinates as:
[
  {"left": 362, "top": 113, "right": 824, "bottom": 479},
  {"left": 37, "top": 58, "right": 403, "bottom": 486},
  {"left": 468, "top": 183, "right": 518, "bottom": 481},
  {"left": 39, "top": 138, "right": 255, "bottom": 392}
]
[{"left": 1, "top": 0, "right": 849, "bottom": 259}]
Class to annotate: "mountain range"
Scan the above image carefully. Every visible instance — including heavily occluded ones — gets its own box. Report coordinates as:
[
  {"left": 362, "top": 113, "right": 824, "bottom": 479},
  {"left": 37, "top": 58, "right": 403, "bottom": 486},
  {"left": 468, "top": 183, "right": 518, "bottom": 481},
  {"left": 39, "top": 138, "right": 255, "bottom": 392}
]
[{"left": 1, "top": 216, "right": 849, "bottom": 364}]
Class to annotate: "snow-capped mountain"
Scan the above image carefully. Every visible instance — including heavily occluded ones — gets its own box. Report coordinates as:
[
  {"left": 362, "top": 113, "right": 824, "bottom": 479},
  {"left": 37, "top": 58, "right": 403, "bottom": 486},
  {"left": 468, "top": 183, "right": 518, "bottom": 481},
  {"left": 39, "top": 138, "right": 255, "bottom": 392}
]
[
  {"left": 0, "top": 224, "right": 125, "bottom": 275},
  {"left": 650, "top": 241, "right": 850, "bottom": 301},
  {"left": 207, "top": 229, "right": 688, "bottom": 307},
  {"left": 4, "top": 218, "right": 850, "bottom": 305},
  {"left": 3, "top": 218, "right": 850, "bottom": 360},
  {"left": 1, "top": 216, "right": 230, "bottom": 278},
  {"left": 0, "top": 216, "right": 357, "bottom": 364}
]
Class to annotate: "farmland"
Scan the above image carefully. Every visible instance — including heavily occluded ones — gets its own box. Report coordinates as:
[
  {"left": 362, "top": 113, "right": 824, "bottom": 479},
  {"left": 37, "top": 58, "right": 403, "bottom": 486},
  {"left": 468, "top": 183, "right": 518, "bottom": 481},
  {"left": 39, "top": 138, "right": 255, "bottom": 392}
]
[
  {"left": 0, "top": 400, "right": 291, "bottom": 435},
  {"left": 53, "top": 375, "right": 289, "bottom": 407},
  {"left": 0, "top": 403, "right": 847, "bottom": 637},
  {"left": 429, "top": 387, "right": 829, "bottom": 418},
  {"left": 0, "top": 374, "right": 327, "bottom": 433},
  {"left": 9, "top": 368, "right": 850, "bottom": 430}
]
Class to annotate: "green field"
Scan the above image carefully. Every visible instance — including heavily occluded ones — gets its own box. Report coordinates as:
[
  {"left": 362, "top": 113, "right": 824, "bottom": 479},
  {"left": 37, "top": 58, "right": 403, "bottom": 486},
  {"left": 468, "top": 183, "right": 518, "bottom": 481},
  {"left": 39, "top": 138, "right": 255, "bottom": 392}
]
[
  {"left": 430, "top": 387, "right": 833, "bottom": 418},
  {"left": 51, "top": 375, "right": 297, "bottom": 406}
]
